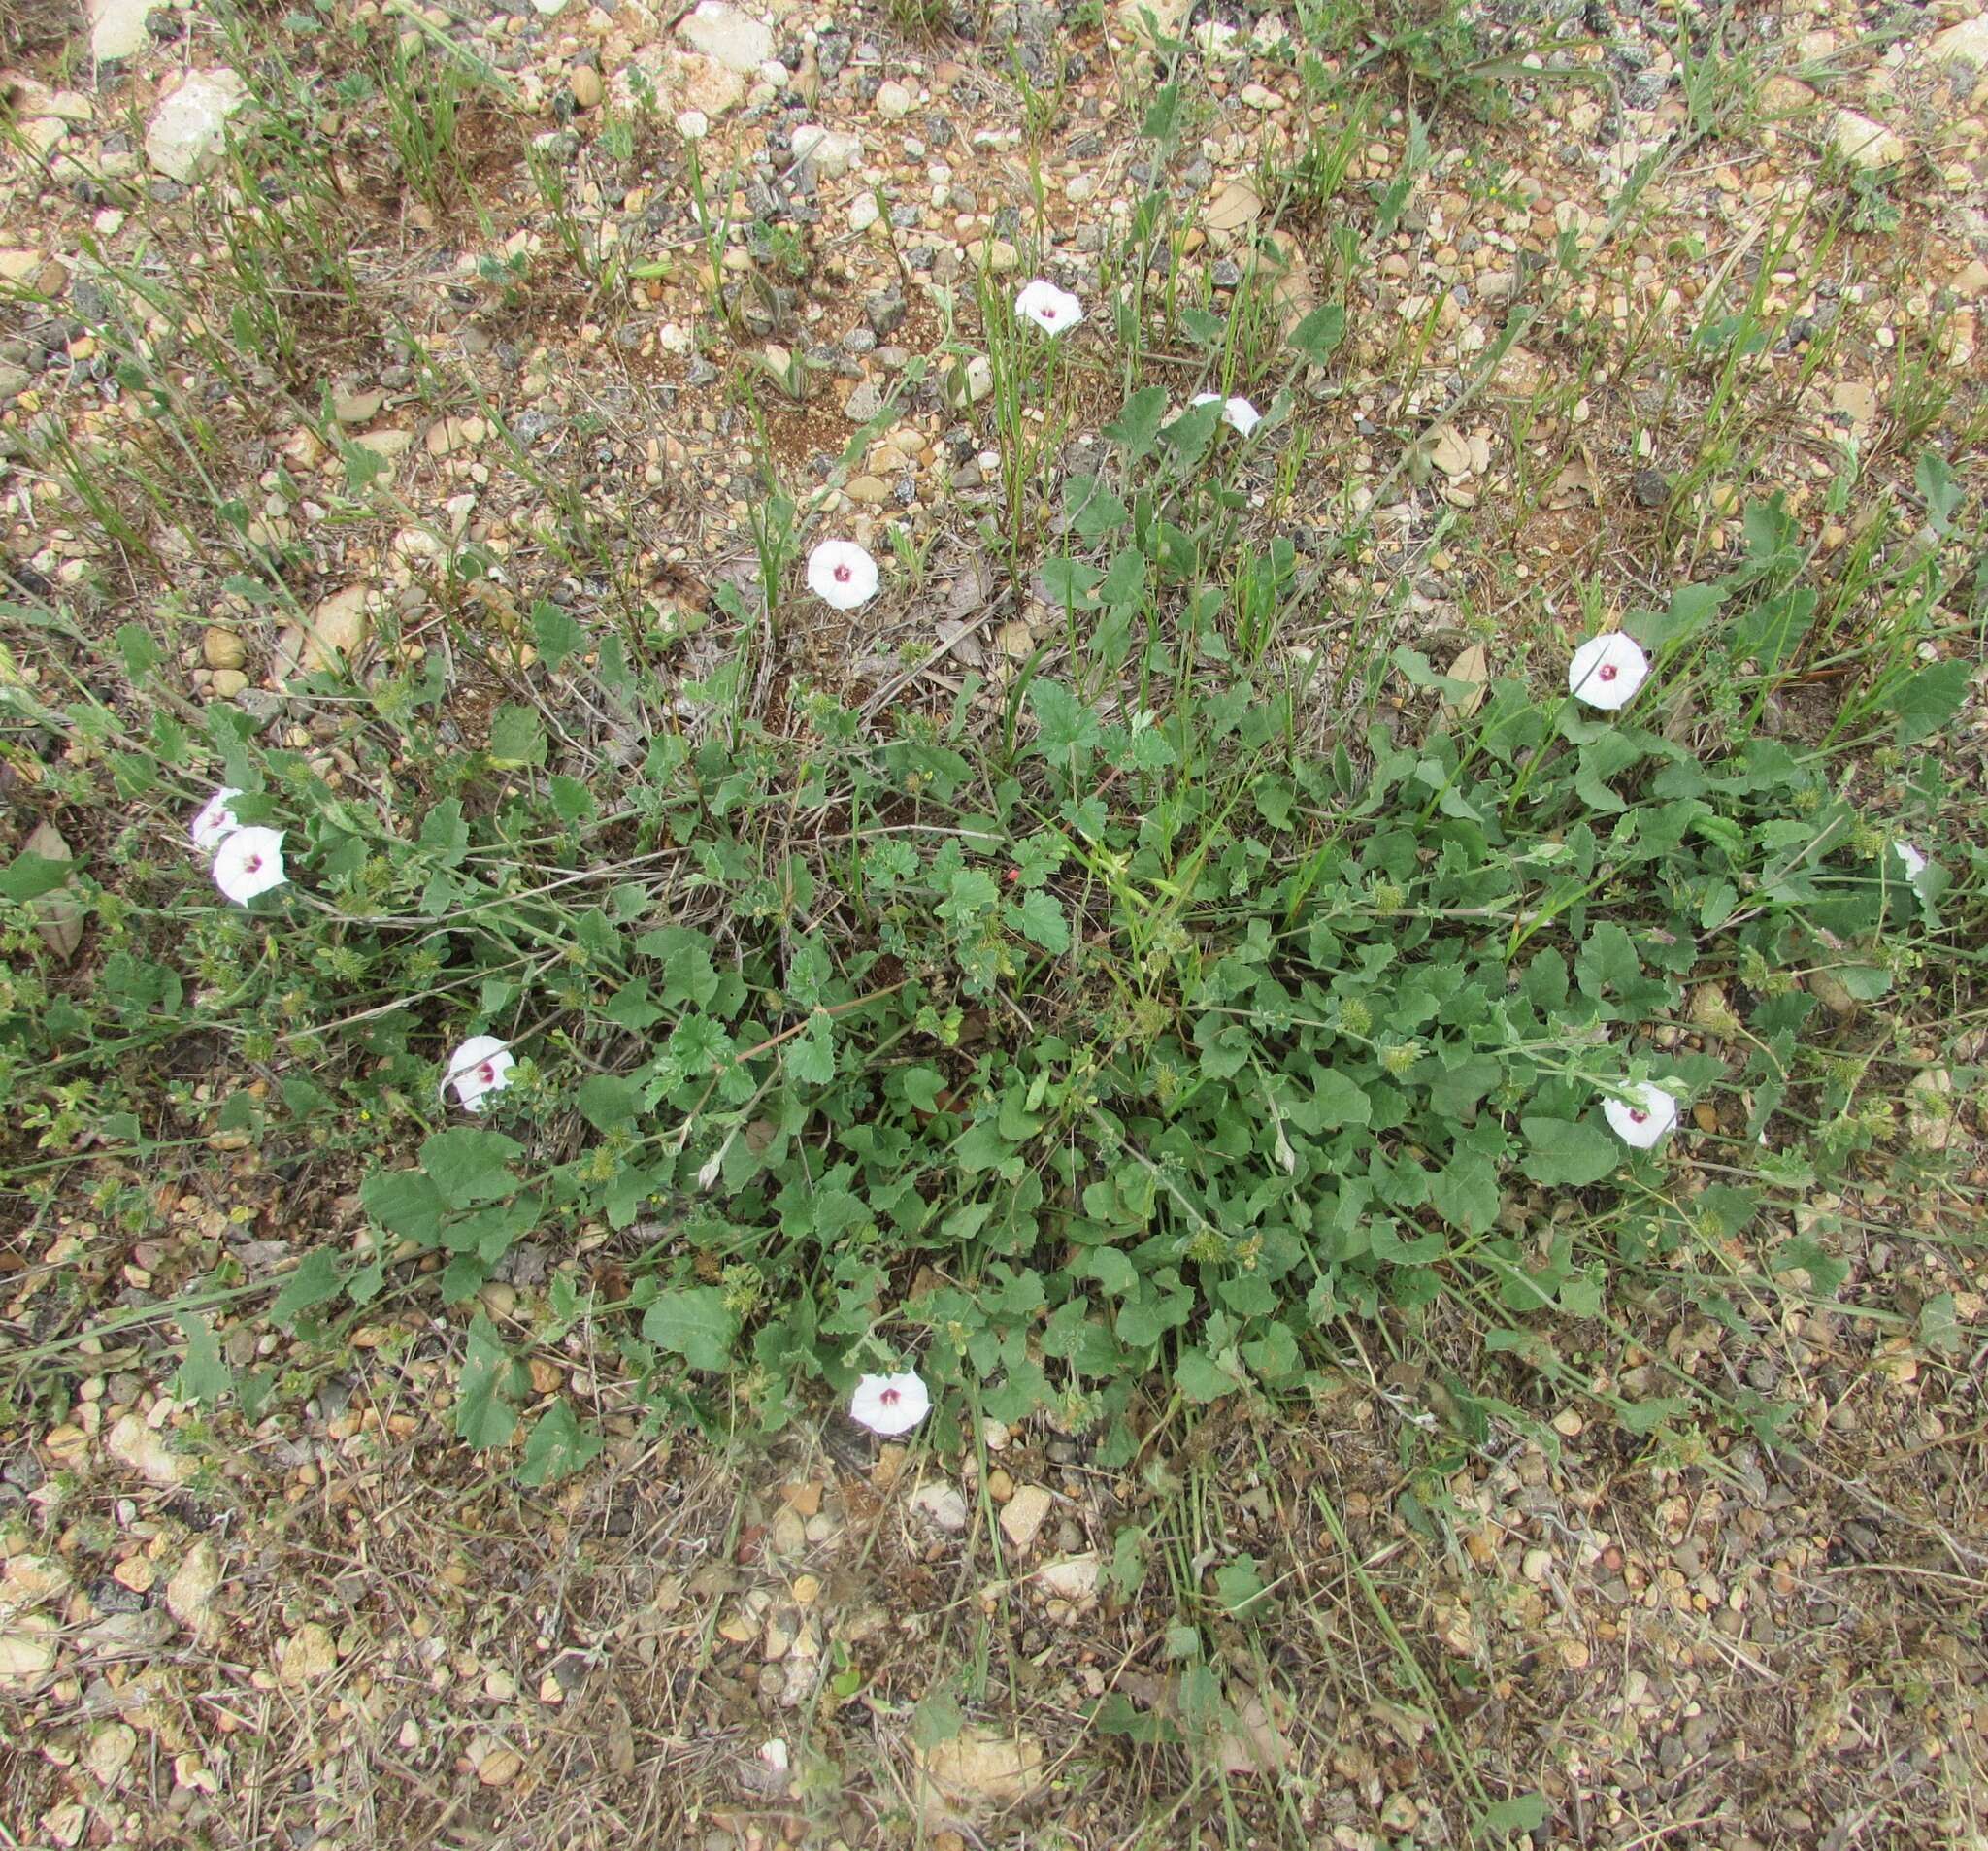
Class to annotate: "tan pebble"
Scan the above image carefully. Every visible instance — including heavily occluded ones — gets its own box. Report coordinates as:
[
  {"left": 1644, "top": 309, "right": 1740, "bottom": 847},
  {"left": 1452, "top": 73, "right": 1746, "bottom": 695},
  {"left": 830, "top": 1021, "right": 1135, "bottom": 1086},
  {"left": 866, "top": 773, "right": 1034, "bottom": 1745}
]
[
  {"left": 478, "top": 1281, "right": 515, "bottom": 1319},
  {"left": 202, "top": 627, "right": 246, "bottom": 670},
  {"left": 209, "top": 670, "right": 248, "bottom": 699},
  {"left": 569, "top": 65, "right": 603, "bottom": 110},
  {"left": 998, "top": 1484, "right": 1053, "bottom": 1553},
  {"left": 986, "top": 1468, "right": 1014, "bottom": 1502},
  {"left": 768, "top": 1506, "right": 806, "bottom": 1556},
  {"left": 1692, "top": 1103, "right": 1719, "bottom": 1134},
  {"left": 277, "top": 1622, "right": 339, "bottom": 1686},
  {"left": 792, "top": 1573, "right": 821, "bottom": 1605},
  {"left": 477, "top": 1745, "right": 523, "bottom": 1787}
]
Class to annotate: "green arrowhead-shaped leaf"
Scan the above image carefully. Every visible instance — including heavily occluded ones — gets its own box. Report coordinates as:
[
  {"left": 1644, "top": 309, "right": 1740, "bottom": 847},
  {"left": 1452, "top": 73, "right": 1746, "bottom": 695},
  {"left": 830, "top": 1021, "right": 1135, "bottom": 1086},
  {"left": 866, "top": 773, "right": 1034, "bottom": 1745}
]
[
  {"left": 1519, "top": 1116, "right": 1621, "bottom": 1187},
  {"left": 455, "top": 1314, "right": 524, "bottom": 1449},
  {"left": 420, "top": 1128, "right": 524, "bottom": 1208},
  {"left": 518, "top": 1402, "right": 605, "bottom": 1486},
  {"left": 641, "top": 1287, "right": 738, "bottom": 1372}
]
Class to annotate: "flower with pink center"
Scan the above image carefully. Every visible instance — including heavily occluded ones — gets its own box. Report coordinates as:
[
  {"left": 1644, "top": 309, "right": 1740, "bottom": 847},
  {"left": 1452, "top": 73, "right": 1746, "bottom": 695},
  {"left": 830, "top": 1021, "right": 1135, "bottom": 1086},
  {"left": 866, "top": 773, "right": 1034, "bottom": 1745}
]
[
  {"left": 1568, "top": 632, "right": 1649, "bottom": 711},
  {"left": 849, "top": 1370, "right": 930, "bottom": 1437},
  {"left": 189, "top": 787, "right": 246, "bottom": 855},
  {"left": 211, "top": 826, "right": 287, "bottom": 905},
  {"left": 444, "top": 1035, "right": 514, "bottom": 1113},
  {"left": 806, "top": 539, "right": 879, "bottom": 611},
  {"left": 1014, "top": 279, "right": 1084, "bottom": 335},
  {"left": 1602, "top": 1080, "right": 1679, "bottom": 1149}
]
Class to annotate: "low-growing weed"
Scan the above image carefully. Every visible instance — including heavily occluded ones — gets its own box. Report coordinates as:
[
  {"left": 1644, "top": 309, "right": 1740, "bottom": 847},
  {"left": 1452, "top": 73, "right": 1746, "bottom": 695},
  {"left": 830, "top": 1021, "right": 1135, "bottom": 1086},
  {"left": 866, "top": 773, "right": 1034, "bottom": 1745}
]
[{"left": 3, "top": 324, "right": 1977, "bottom": 1484}]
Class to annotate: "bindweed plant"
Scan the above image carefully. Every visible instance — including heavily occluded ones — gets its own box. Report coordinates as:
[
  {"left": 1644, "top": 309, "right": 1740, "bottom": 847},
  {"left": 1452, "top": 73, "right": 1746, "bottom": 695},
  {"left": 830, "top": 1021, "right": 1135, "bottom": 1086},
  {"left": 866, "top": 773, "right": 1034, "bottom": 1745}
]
[{"left": 0, "top": 350, "right": 1978, "bottom": 1483}]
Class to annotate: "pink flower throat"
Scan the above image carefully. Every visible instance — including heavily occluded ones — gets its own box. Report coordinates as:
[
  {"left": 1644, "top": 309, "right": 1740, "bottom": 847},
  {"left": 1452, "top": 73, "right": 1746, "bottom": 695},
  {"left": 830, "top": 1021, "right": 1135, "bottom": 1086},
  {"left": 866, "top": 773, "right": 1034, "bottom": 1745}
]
[
  {"left": 1629, "top": 1108, "right": 1647, "bottom": 1124},
  {"left": 879, "top": 1386, "right": 901, "bottom": 1406},
  {"left": 834, "top": 563, "right": 851, "bottom": 583},
  {"left": 1599, "top": 664, "right": 1618, "bottom": 681}
]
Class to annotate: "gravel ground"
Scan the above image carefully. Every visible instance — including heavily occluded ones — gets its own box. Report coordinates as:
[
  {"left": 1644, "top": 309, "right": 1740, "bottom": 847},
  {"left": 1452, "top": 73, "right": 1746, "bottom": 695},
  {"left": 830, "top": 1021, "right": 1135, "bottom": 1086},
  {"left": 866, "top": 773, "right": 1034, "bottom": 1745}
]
[{"left": 3, "top": 0, "right": 1987, "bottom": 1844}]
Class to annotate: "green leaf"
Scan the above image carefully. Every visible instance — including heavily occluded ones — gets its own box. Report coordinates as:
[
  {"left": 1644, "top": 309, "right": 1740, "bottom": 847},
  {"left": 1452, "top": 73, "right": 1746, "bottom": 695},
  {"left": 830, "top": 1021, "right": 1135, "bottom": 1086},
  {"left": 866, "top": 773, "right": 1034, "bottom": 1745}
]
[
  {"left": 341, "top": 438, "right": 389, "bottom": 495},
  {"left": 360, "top": 1167, "right": 447, "bottom": 1246},
  {"left": 1078, "top": 1246, "right": 1137, "bottom": 1296},
  {"left": 487, "top": 702, "right": 547, "bottom": 767},
  {"left": 1116, "top": 1274, "right": 1192, "bottom": 1348},
  {"left": 116, "top": 622, "right": 161, "bottom": 678},
  {"left": 1519, "top": 1116, "right": 1621, "bottom": 1187},
  {"left": 1917, "top": 1291, "right": 1961, "bottom": 1357},
  {"left": 1771, "top": 1234, "right": 1848, "bottom": 1300},
  {"left": 549, "top": 774, "right": 597, "bottom": 824},
  {"left": 1286, "top": 302, "right": 1346, "bottom": 367},
  {"left": 1574, "top": 732, "right": 1642, "bottom": 813},
  {"left": 955, "top": 1120, "right": 1016, "bottom": 1173},
  {"left": 1309, "top": 1070, "right": 1373, "bottom": 1130},
  {"left": 271, "top": 1250, "right": 346, "bottom": 1325},
  {"left": 1030, "top": 679, "right": 1101, "bottom": 756},
  {"left": 911, "top": 1686, "right": 965, "bottom": 1751},
  {"left": 455, "top": 1313, "right": 524, "bottom": 1448},
  {"left": 1104, "top": 384, "right": 1168, "bottom": 462},
  {"left": 1065, "top": 473, "right": 1130, "bottom": 540},
  {"left": 440, "top": 1254, "right": 489, "bottom": 1303},
  {"left": 1629, "top": 580, "right": 1724, "bottom": 650},
  {"left": 419, "top": 1128, "right": 524, "bottom": 1208},
  {"left": 1099, "top": 545, "right": 1145, "bottom": 611},
  {"left": 1915, "top": 448, "right": 1962, "bottom": 532},
  {"left": 1370, "top": 1219, "right": 1446, "bottom": 1264},
  {"left": 789, "top": 1011, "right": 837, "bottom": 1085},
  {"left": 1176, "top": 1345, "right": 1242, "bottom": 1403},
  {"left": 1253, "top": 776, "right": 1294, "bottom": 829},
  {"left": 418, "top": 799, "right": 469, "bottom": 868},
  {"left": 1575, "top": 922, "right": 1672, "bottom": 1018},
  {"left": 1889, "top": 658, "right": 1969, "bottom": 747},
  {"left": 641, "top": 1286, "right": 739, "bottom": 1372},
  {"left": 531, "top": 599, "right": 586, "bottom": 669},
  {"left": 1431, "top": 1149, "right": 1501, "bottom": 1235},
  {"left": 518, "top": 1403, "right": 605, "bottom": 1486},
  {"left": 0, "top": 849, "right": 77, "bottom": 903},
  {"left": 1212, "top": 1554, "right": 1269, "bottom": 1619},
  {"left": 1477, "top": 1793, "right": 1551, "bottom": 1840},
  {"left": 1615, "top": 1395, "right": 1689, "bottom": 1435},
  {"left": 174, "top": 1313, "right": 232, "bottom": 1406},
  {"left": 643, "top": 930, "right": 720, "bottom": 1009},
  {"left": 1197, "top": 1021, "right": 1253, "bottom": 1080},
  {"left": 577, "top": 1074, "right": 642, "bottom": 1133},
  {"left": 1007, "top": 889, "right": 1071, "bottom": 954},
  {"left": 939, "top": 867, "right": 999, "bottom": 925},
  {"left": 1698, "top": 878, "right": 1739, "bottom": 931},
  {"left": 604, "top": 977, "right": 664, "bottom": 1032}
]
